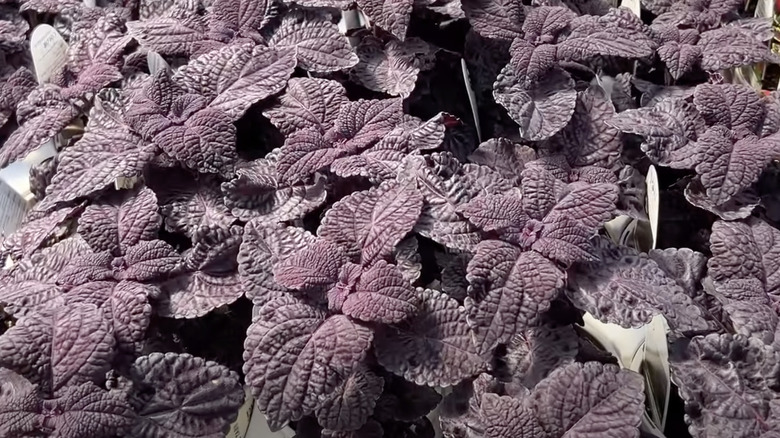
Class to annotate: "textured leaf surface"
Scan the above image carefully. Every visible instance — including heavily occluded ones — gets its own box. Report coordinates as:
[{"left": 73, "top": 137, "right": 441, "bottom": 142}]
[
  {"left": 244, "top": 297, "right": 373, "bottom": 430},
  {"left": 127, "top": 17, "right": 205, "bottom": 55},
  {"left": 274, "top": 238, "right": 346, "bottom": 291},
  {"left": 263, "top": 78, "right": 347, "bottom": 135},
  {"left": 222, "top": 154, "right": 328, "bottom": 223},
  {"left": 335, "top": 260, "right": 420, "bottom": 324},
  {"left": 693, "top": 83, "right": 764, "bottom": 136},
  {"left": 494, "top": 65, "right": 577, "bottom": 141},
  {"left": 174, "top": 44, "right": 296, "bottom": 121},
  {"left": 670, "top": 334, "right": 780, "bottom": 438},
  {"left": 43, "top": 129, "right": 155, "bottom": 207},
  {"left": 532, "top": 362, "right": 645, "bottom": 438},
  {"left": 319, "top": 179, "right": 423, "bottom": 265},
  {"left": 269, "top": 11, "right": 358, "bottom": 73},
  {"left": 130, "top": 352, "right": 245, "bottom": 438},
  {"left": 350, "top": 36, "right": 425, "bottom": 98},
  {"left": 0, "top": 303, "right": 114, "bottom": 395},
  {"left": 374, "top": 289, "right": 486, "bottom": 387},
  {"left": 461, "top": 0, "right": 523, "bottom": 40},
  {"left": 357, "top": 0, "right": 413, "bottom": 40},
  {"left": 567, "top": 238, "right": 712, "bottom": 333},
  {"left": 315, "top": 368, "right": 384, "bottom": 431},
  {"left": 466, "top": 241, "right": 564, "bottom": 355},
  {"left": 238, "top": 222, "right": 315, "bottom": 306}
]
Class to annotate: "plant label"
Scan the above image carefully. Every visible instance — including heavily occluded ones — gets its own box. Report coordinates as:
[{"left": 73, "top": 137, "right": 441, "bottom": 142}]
[
  {"left": 646, "top": 164, "right": 659, "bottom": 249},
  {"left": 30, "top": 24, "right": 69, "bottom": 84}
]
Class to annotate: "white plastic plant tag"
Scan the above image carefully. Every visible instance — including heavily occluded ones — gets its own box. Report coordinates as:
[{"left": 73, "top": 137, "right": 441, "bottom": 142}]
[
  {"left": 146, "top": 51, "right": 170, "bottom": 75},
  {"left": 646, "top": 165, "right": 659, "bottom": 249},
  {"left": 642, "top": 315, "right": 671, "bottom": 431},
  {"left": 114, "top": 175, "right": 139, "bottom": 190},
  {"left": 30, "top": 24, "right": 69, "bottom": 84},
  {"left": 581, "top": 313, "right": 647, "bottom": 369},
  {"left": 0, "top": 179, "right": 29, "bottom": 240},
  {"left": 226, "top": 387, "right": 253, "bottom": 438},
  {"left": 620, "top": 0, "right": 641, "bottom": 16},
  {"left": 604, "top": 215, "right": 633, "bottom": 245},
  {"left": 460, "top": 59, "right": 482, "bottom": 143},
  {"left": 83, "top": 0, "right": 96, "bottom": 7}
]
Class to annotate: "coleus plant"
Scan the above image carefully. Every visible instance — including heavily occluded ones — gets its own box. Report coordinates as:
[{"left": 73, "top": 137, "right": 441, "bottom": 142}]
[{"left": 2, "top": 0, "right": 780, "bottom": 437}]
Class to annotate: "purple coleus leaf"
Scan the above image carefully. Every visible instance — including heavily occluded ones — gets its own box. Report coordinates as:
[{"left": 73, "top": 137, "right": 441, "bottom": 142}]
[
  {"left": 374, "top": 288, "right": 486, "bottom": 387},
  {"left": 277, "top": 128, "right": 346, "bottom": 184},
  {"left": 404, "top": 153, "right": 516, "bottom": 251},
  {"left": 462, "top": 0, "right": 524, "bottom": 40},
  {"left": 693, "top": 83, "right": 765, "bottom": 137},
  {"left": 0, "top": 237, "right": 89, "bottom": 317},
  {"left": 173, "top": 43, "right": 296, "bottom": 121},
  {"left": 263, "top": 77, "right": 348, "bottom": 136},
  {"left": 357, "top": 0, "right": 413, "bottom": 40},
  {"left": 77, "top": 186, "right": 161, "bottom": 255},
  {"left": 268, "top": 9, "right": 359, "bottom": 73},
  {"left": 542, "top": 83, "right": 622, "bottom": 170},
  {"left": 0, "top": 303, "right": 115, "bottom": 396},
  {"left": 493, "top": 57, "right": 577, "bottom": 141},
  {"left": 66, "top": 280, "right": 155, "bottom": 356},
  {"left": 480, "top": 362, "right": 645, "bottom": 437},
  {"left": 468, "top": 138, "right": 537, "bottom": 183},
  {"left": 126, "top": 11, "right": 207, "bottom": 56},
  {"left": 125, "top": 71, "right": 238, "bottom": 175},
  {"left": 706, "top": 218, "right": 780, "bottom": 344},
  {"left": 39, "top": 129, "right": 155, "bottom": 208},
  {"left": 129, "top": 352, "right": 245, "bottom": 438},
  {"left": 238, "top": 222, "right": 316, "bottom": 306},
  {"left": 465, "top": 241, "right": 565, "bottom": 355},
  {"left": 67, "top": 13, "right": 132, "bottom": 76},
  {"left": 274, "top": 238, "right": 348, "bottom": 291},
  {"left": 58, "top": 238, "right": 183, "bottom": 287},
  {"left": 0, "top": 85, "right": 79, "bottom": 168},
  {"left": 566, "top": 237, "right": 713, "bottom": 334},
  {"left": 152, "top": 170, "right": 236, "bottom": 238},
  {"left": 243, "top": 296, "right": 373, "bottom": 431},
  {"left": 504, "top": 322, "right": 578, "bottom": 388},
  {"left": 460, "top": 172, "right": 618, "bottom": 268},
  {"left": 331, "top": 97, "right": 405, "bottom": 154},
  {"left": 315, "top": 367, "right": 384, "bottom": 432},
  {"left": 350, "top": 35, "right": 433, "bottom": 98},
  {"left": 221, "top": 150, "right": 328, "bottom": 223},
  {"left": 328, "top": 260, "right": 421, "bottom": 324},
  {"left": 0, "top": 204, "right": 82, "bottom": 261},
  {"left": 0, "top": 67, "right": 37, "bottom": 128},
  {"left": 318, "top": 179, "right": 424, "bottom": 265},
  {"left": 0, "top": 373, "right": 135, "bottom": 438},
  {"left": 606, "top": 98, "right": 707, "bottom": 167},
  {"left": 670, "top": 333, "right": 780, "bottom": 438},
  {"left": 158, "top": 225, "right": 245, "bottom": 318},
  {"left": 685, "top": 126, "right": 780, "bottom": 213}
]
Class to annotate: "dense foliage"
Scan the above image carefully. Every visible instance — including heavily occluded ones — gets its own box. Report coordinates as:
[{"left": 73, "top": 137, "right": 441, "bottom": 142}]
[{"left": 1, "top": 0, "right": 780, "bottom": 437}]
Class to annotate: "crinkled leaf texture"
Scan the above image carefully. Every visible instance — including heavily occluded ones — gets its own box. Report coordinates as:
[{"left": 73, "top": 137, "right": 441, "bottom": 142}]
[
  {"left": 374, "top": 288, "right": 486, "bottom": 387},
  {"left": 263, "top": 77, "right": 347, "bottom": 136},
  {"left": 269, "top": 10, "right": 359, "bottom": 73},
  {"left": 493, "top": 64, "right": 577, "bottom": 141},
  {"left": 129, "top": 352, "right": 245, "bottom": 438},
  {"left": 350, "top": 35, "right": 429, "bottom": 98},
  {"left": 0, "top": 303, "right": 115, "bottom": 396},
  {"left": 77, "top": 186, "right": 161, "bottom": 255},
  {"left": 243, "top": 296, "right": 373, "bottom": 431},
  {"left": 222, "top": 151, "right": 328, "bottom": 223},
  {"left": 566, "top": 237, "right": 713, "bottom": 335},
  {"left": 158, "top": 225, "right": 245, "bottom": 318},
  {"left": 173, "top": 44, "right": 296, "bottom": 121},
  {"left": 480, "top": 362, "right": 645, "bottom": 438},
  {"left": 0, "top": 373, "right": 135, "bottom": 438},
  {"left": 315, "top": 367, "right": 384, "bottom": 431},
  {"left": 707, "top": 218, "right": 780, "bottom": 344},
  {"left": 466, "top": 241, "right": 565, "bottom": 355},
  {"left": 670, "top": 334, "right": 780, "bottom": 438},
  {"left": 238, "top": 222, "right": 316, "bottom": 306},
  {"left": 318, "top": 179, "right": 423, "bottom": 265}
]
